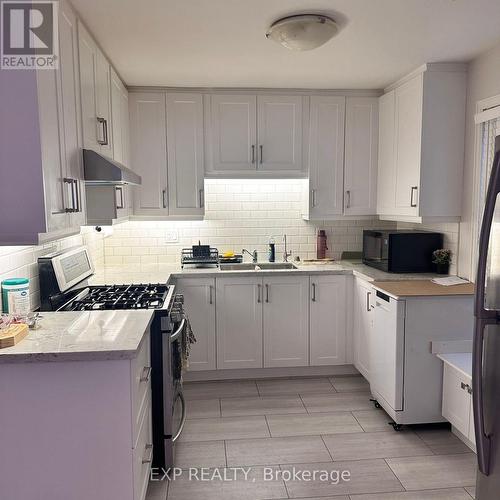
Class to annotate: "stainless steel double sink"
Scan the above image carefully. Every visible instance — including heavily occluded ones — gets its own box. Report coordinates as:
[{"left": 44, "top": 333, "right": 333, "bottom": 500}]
[{"left": 219, "top": 262, "right": 298, "bottom": 271}]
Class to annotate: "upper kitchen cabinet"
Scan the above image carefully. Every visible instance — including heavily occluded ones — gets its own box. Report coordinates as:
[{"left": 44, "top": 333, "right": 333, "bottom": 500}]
[
  {"left": 166, "top": 93, "right": 205, "bottom": 217},
  {"left": 0, "top": 0, "right": 85, "bottom": 245},
  {"left": 78, "top": 21, "right": 113, "bottom": 156},
  {"left": 129, "top": 92, "right": 168, "bottom": 216},
  {"left": 344, "top": 97, "right": 378, "bottom": 216},
  {"left": 377, "top": 63, "right": 467, "bottom": 223},
  {"left": 205, "top": 93, "right": 307, "bottom": 177}
]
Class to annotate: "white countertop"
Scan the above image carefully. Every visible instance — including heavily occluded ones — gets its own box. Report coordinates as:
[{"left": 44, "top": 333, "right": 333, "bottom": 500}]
[
  {"left": 0, "top": 310, "right": 154, "bottom": 363},
  {"left": 437, "top": 352, "right": 473, "bottom": 379}
]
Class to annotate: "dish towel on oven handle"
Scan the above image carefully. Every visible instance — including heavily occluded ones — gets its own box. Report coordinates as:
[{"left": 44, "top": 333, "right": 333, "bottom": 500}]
[{"left": 181, "top": 313, "right": 197, "bottom": 371}]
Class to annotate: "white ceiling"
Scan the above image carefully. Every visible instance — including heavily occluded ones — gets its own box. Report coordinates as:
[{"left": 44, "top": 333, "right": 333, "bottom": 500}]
[{"left": 71, "top": 0, "right": 500, "bottom": 89}]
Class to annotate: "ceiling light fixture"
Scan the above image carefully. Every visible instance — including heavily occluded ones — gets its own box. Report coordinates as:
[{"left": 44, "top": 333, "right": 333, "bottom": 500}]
[{"left": 266, "top": 14, "right": 339, "bottom": 51}]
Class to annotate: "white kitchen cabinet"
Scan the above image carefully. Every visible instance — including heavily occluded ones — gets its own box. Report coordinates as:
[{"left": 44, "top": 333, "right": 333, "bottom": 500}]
[
  {"left": 257, "top": 95, "right": 304, "bottom": 172},
  {"left": 442, "top": 363, "right": 471, "bottom": 437},
  {"left": 376, "top": 90, "right": 396, "bottom": 215},
  {"left": 344, "top": 97, "right": 378, "bottom": 216},
  {"left": 307, "top": 96, "right": 345, "bottom": 218},
  {"left": 216, "top": 276, "right": 263, "bottom": 369},
  {"left": 263, "top": 275, "right": 309, "bottom": 368},
  {"left": 353, "top": 277, "right": 373, "bottom": 380},
  {"left": 176, "top": 278, "right": 216, "bottom": 371},
  {"left": 166, "top": 93, "right": 205, "bottom": 217},
  {"left": 377, "top": 64, "right": 467, "bottom": 223},
  {"left": 207, "top": 94, "right": 257, "bottom": 173},
  {"left": 78, "top": 21, "right": 112, "bottom": 155},
  {"left": 309, "top": 275, "right": 347, "bottom": 366},
  {"left": 129, "top": 92, "right": 168, "bottom": 215}
]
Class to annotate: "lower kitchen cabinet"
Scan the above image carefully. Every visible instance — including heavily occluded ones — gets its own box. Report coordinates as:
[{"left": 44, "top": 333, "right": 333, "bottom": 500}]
[
  {"left": 353, "top": 277, "right": 373, "bottom": 380},
  {"left": 263, "top": 275, "right": 309, "bottom": 368},
  {"left": 216, "top": 276, "right": 263, "bottom": 369},
  {"left": 176, "top": 278, "right": 216, "bottom": 371},
  {"left": 309, "top": 275, "right": 347, "bottom": 366}
]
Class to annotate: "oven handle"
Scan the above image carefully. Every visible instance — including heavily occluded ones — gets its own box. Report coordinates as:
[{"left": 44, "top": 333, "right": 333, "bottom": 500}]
[
  {"left": 170, "top": 318, "right": 186, "bottom": 343},
  {"left": 172, "top": 391, "right": 186, "bottom": 443}
]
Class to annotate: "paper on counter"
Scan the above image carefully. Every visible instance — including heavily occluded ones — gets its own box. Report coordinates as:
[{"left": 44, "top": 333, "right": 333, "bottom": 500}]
[{"left": 431, "top": 276, "right": 470, "bottom": 286}]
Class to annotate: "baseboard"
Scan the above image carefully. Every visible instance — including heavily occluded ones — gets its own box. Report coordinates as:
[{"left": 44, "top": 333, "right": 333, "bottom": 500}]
[{"left": 184, "top": 364, "right": 359, "bottom": 382}]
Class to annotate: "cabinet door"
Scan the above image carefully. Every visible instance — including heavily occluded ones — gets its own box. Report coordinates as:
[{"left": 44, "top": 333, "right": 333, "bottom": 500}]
[
  {"left": 263, "top": 276, "right": 309, "bottom": 368},
  {"left": 257, "top": 95, "right": 303, "bottom": 172},
  {"left": 95, "top": 51, "right": 113, "bottom": 156},
  {"left": 394, "top": 75, "right": 423, "bottom": 216},
  {"left": 344, "top": 97, "right": 378, "bottom": 216},
  {"left": 377, "top": 91, "right": 396, "bottom": 215},
  {"left": 177, "top": 278, "right": 216, "bottom": 371},
  {"left": 308, "top": 96, "right": 345, "bottom": 218},
  {"left": 209, "top": 94, "right": 257, "bottom": 172},
  {"left": 442, "top": 364, "right": 471, "bottom": 437},
  {"left": 111, "top": 68, "right": 125, "bottom": 164},
  {"left": 468, "top": 397, "right": 476, "bottom": 445},
  {"left": 216, "top": 277, "right": 263, "bottom": 369},
  {"left": 309, "top": 275, "right": 347, "bottom": 366},
  {"left": 129, "top": 92, "right": 168, "bottom": 215},
  {"left": 166, "top": 93, "right": 205, "bottom": 217},
  {"left": 353, "top": 278, "right": 373, "bottom": 380}
]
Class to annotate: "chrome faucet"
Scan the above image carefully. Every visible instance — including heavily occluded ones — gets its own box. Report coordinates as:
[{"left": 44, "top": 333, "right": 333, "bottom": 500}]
[
  {"left": 242, "top": 248, "right": 258, "bottom": 263},
  {"left": 283, "top": 234, "right": 292, "bottom": 262}
]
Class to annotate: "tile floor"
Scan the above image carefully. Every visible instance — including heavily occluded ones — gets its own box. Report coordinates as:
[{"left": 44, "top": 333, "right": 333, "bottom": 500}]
[{"left": 146, "top": 375, "right": 477, "bottom": 500}]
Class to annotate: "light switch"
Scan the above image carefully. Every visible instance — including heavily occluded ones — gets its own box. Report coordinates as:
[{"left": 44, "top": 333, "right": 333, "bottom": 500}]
[{"left": 165, "top": 230, "right": 179, "bottom": 243}]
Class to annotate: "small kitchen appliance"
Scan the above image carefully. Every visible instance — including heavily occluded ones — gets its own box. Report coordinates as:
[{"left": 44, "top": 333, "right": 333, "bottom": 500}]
[
  {"left": 38, "top": 246, "right": 188, "bottom": 469},
  {"left": 362, "top": 230, "right": 443, "bottom": 273}
]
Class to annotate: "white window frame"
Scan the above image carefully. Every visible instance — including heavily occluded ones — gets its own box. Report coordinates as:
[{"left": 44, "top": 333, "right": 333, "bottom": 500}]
[{"left": 470, "top": 94, "right": 500, "bottom": 279}]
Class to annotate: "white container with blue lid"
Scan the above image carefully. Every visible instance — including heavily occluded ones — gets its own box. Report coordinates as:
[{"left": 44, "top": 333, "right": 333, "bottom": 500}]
[{"left": 1, "top": 278, "right": 30, "bottom": 315}]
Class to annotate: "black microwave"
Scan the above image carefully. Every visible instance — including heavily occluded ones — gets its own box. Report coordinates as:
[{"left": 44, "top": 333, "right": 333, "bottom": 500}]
[{"left": 362, "top": 230, "right": 443, "bottom": 273}]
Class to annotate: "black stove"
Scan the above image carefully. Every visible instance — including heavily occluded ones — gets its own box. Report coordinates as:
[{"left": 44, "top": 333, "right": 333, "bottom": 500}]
[{"left": 60, "top": 284, "right": 171, "bottom": 311}]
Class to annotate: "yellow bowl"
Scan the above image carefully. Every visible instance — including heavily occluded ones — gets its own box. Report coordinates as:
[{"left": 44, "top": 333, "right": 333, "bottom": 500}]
[{"left": 222, "top": 251, "right": 235, "bottom": 258}]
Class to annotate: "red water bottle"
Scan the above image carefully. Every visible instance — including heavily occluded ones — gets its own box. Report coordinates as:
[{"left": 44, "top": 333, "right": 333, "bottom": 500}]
[{"left": 317, "top": 230, "right": 328, "bottom": 259}]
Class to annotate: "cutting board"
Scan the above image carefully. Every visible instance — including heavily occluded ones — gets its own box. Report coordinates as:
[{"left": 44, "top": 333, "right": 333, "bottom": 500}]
[{"left": 0, "top": 323, "right": 28, "bottom": 348}]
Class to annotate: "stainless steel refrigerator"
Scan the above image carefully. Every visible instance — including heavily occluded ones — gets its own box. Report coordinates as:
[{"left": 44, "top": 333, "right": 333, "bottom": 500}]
[{"left": 474, "top": 135, "right": 500, "bottom": 499}]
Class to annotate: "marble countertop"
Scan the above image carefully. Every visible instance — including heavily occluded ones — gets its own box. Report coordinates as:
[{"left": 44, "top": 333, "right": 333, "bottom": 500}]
[
  {"left": 0, "top": 310, "right": 154, "bottom": 364},
  {"left": 437, "top": 352, "right": 472, "bottom": 379}
]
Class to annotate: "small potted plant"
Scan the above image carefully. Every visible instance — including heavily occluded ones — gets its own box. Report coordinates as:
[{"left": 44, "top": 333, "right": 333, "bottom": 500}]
[{"left": 432, "top": 249, "right": 452, "bottom": 275}]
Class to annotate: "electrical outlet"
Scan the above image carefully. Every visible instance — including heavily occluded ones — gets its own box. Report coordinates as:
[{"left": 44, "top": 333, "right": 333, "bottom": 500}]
[{"left": 165, "top": 230, "right": 179, "bottom": 243}]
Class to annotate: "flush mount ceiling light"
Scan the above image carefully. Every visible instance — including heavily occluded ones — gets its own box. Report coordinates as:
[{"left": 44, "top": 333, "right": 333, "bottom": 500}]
[{"left": 266, "top": 14, "right": 339, "bottom": 51}]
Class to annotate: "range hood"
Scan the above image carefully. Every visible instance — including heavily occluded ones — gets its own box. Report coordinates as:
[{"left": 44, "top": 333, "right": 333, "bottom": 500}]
[{"left": 83, "top": 149, "right": 141, "bottom": 185}]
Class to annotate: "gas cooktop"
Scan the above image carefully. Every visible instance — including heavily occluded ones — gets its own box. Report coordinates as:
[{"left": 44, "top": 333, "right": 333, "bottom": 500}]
[{"left": 60, "top": 284, "right": 171, "bottom": 311}]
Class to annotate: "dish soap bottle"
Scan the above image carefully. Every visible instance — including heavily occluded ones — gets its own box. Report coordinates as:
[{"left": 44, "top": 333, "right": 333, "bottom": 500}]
[
  {"left": 268, "top": 237, "right": 276, "bottom": 262},
  {"left": 316, "top": 230, "right": 328, "bottom": 260}
]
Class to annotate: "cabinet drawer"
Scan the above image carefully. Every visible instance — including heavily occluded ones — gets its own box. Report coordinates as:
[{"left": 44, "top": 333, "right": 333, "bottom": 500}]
[
  {"left": 442, "top": 364, "right": 471, "bottom": 437},
  {"left": 133, "top": 398, "right": 152, "bottom": 500},
  {"left": 131, "top": 334, "right": 151, "bottom": 446}
]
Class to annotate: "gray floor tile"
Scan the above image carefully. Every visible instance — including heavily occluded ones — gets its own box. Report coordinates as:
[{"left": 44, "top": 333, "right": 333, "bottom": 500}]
[
  {"left": 323, "top": 431, "right": 433, "bottom": 460},
  {"left": 266, "top": 412, "right": 363, "bottom": 437},
  {"left": 183, "top": 380, "right": 258, "bottom": 400},
  {"left": 386, "top": 453, "right": 477, "bottom": 490},
  {"left": 226, "top": 435, "right": 332, "bottom": 466},
  {"left": 167, "top": 466, "right": 287, "bottom": 500},
  {"left": 146, "top": 479, "right": 168, "bottom": 500},
  {"left": 302, "top": 391, "right": 373, "bottom": 413},
  {"left": 175, "top": 441, "right": 226, "bottom": 468},
  {"left": 281, "top": 459, "right": 404, "bottom": 497},
  {"left": 414, "top": 427, "right": 473, "bottom": 455},
  {"left": 329, "top": 375, "right": 370, "bottom": 392},
  {"left": 465, "top": 485, "right": 476, "bottom": 498},
  {"left": 179, "top": 415, "right": 270, "bottom": 442},
  {"left": 350, "top": 488, "right": 475, "bottom": 499},
  {"left": 187, "top": 399, "right": 221, "bottom": 419},
  {"left": 221, "top": 395, "right": 306, "bottom": 417},
  {"left": 352, "top": 409, "right": 394, "bottom": 432},
  {"left": 256, "top": 377, "right": 336, "bottom": 396}
]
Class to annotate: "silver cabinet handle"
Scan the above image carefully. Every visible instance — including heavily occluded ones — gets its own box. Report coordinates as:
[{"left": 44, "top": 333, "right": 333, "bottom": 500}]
[
  {"left": 251, "top": 145, "right": 255, "bottom": 164},
  {"left": 257, "top": 284, "right": 261, "bottom": 303},
  {"left": 63, "top": 178, "right": 76, "bottom": 212},
  {"left": 346, "top": 190, "right": 351, "bottom": 209},
  {"left": 209, "top": 285, "right": 213, "bottom": 305},
  {"left": 311, "top": 189, "right": 317, "bottom": 208},
  {"left": 115, "top": 186, "right": 124, "bottom": 209},
  {"left": 312, "top": 283, "right": 316, "bottom": 302},
  {"left": 162, "top": 189, "right": 167, "bottom": 209},
  {"left": 461, "top": 382, "right": 473, "bottom": 394},
  {"left": 140, "top": 366, "right": 152, "bottom": 383},
  {"left": 96, "top": 117, "right": 108, "bottom": 145},
  {"left": 199, "top": 188, "right": 204, "bottom": 208},
  {"left": 142, "top": 443, "right": 153, "bottom": 464},
  {"left": 366, "top": 291, "right": 371, "bottom": 312},
  {"left": 259, "top": 145, "right": 263, "bottom": 164},
  {"left": 172, "top": 391, "right": 186, "bottom": 443},
  {"left": 265, "top": 283, "right": 269, "bottom": 303},
  {"left": 410, "top": 186, "right": 418, "bottom": 207}
]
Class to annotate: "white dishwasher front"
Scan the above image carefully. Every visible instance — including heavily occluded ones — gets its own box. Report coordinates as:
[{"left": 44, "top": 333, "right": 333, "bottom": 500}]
[{"left": 370, "top": 290, "right": 406, "bottom": 411}]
